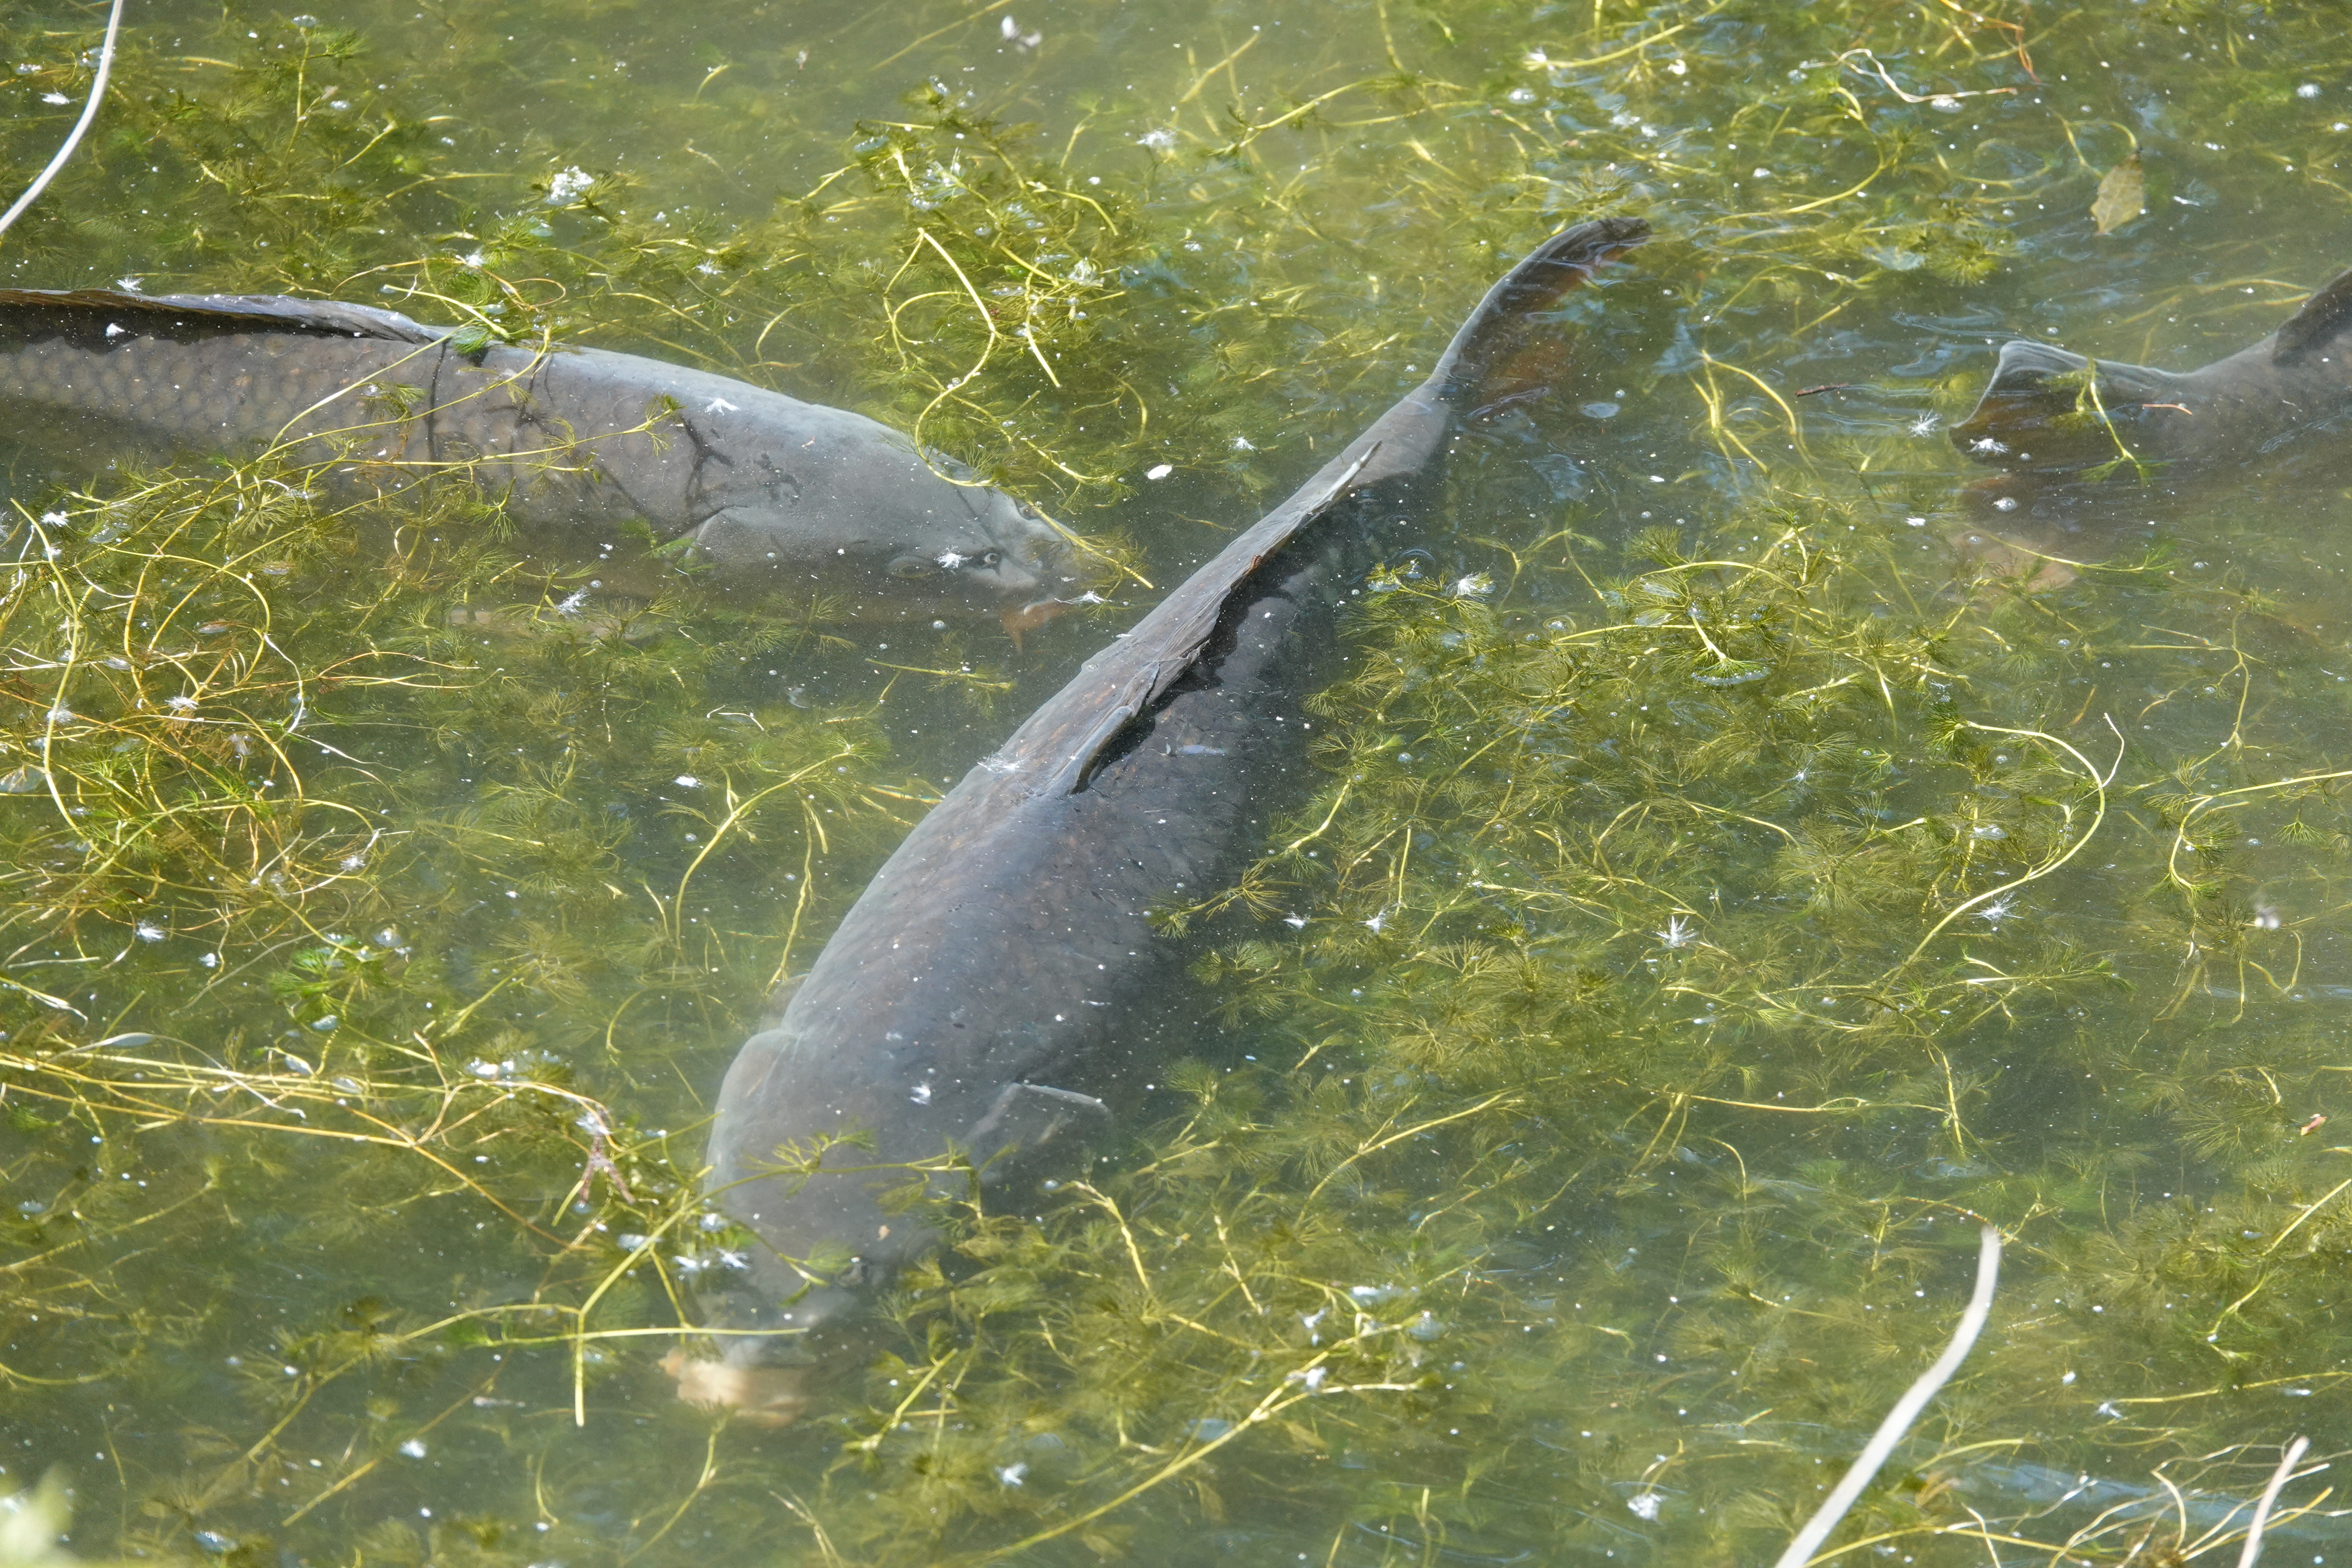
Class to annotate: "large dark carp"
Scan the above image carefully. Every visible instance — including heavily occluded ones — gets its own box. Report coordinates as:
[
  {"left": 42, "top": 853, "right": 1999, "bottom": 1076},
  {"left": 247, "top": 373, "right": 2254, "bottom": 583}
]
[
  {"left": 682, "top": 217, "right": 1650, "bottom": 1421},
  {"left": 1951, "top": 262, "right": 2352, "bottom": 491},
  {"left": 0, "top": 289, "right": 1072, "bottom": 629}
]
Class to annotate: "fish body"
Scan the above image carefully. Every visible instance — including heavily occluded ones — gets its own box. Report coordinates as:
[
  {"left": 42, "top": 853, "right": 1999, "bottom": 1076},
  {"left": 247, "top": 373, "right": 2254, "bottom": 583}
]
[
  {"left": 689, "top": 217, "right": 1650, "bottom": 1419},
  {"left": 1951, "top": 262, "right": 2352, "bottom": 487},
  {"left": 0, "top": 289, "right": 1071, "bottom": 626}
]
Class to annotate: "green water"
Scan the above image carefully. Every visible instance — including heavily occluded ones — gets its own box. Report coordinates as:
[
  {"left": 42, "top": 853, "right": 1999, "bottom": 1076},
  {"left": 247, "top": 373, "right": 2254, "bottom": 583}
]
[{"left": 6, "top": 0, "right": 2352, "bottom": 1561}]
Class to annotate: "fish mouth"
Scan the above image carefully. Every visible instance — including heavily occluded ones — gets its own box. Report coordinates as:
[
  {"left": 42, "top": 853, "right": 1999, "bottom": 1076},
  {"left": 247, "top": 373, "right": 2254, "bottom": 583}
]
[
  {"left": 1000, "top": 596, "right": 1075, "bottom": 648},
  {"left": 662, "top": 1348, "right": 811, "bottom": 1427}
]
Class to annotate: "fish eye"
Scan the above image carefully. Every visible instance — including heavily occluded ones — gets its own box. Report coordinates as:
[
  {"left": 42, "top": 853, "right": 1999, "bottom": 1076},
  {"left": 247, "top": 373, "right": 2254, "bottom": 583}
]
[{"left": 981, "top": 551, "right": 1002, "bottom": 567}]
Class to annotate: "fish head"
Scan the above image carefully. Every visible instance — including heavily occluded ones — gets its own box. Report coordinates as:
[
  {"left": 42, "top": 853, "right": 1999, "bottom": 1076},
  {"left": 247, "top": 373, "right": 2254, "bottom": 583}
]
[
  {"left": 1952, "top": 340, "right": 2191, "bottom": 477},
  {"left": 683, "top": 473, "right": 1079, "bottom": 636},
  {"left": 664, "top": 1348, "right": 811, "bottom": 1427},
  {"left": 660, "top": 1276, "right": 876, "bottom": 1426},
  {"left": 687, "top": 992, "right": 1119, "bottom": 1420},
  {"left": 876, "top": 483, "right": 1081, "bottom": 636}
]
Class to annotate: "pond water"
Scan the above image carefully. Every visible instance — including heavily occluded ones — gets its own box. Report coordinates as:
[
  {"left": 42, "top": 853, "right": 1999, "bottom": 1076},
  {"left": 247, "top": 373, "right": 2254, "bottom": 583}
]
[{"left": 6, "top": 0, "right": 2352, "bottom": 1562}]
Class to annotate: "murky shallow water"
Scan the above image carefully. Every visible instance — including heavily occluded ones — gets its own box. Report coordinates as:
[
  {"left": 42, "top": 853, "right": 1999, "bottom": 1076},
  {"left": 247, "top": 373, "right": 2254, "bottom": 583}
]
[{"left": 7, "top": 0, "right": 2352, "bottom": 1562}]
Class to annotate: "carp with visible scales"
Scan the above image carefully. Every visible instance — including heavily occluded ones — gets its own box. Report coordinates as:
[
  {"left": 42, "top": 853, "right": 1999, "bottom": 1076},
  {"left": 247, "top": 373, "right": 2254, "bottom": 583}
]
[{"left": 681, "top": 217, "right": 1653, "bottom": 1422}]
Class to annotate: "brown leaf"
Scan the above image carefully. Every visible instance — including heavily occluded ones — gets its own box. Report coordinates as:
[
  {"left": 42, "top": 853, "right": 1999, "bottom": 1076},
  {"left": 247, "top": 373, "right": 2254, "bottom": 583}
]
[{"left": 2092, "top": 153, "right": 2145, "bottom": 236}]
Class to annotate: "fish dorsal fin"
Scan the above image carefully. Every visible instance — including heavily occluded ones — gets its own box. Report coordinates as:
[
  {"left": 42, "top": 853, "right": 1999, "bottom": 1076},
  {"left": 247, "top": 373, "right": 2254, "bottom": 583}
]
[
  {"left": 1986, "top": 338, "right": 2182, "bottom": 400},
  {"left": 1952, "top": 339, "right": 2182, "bottom": 462},
  {"left": 2274, "top": 265, "right": 2352, "bottom": 365},
  {"left": 0, "top": 288, "right": 442, "bottom": 345},
  {"left": 1984, "top": 337, "right": 2095, "bottom": 390}
]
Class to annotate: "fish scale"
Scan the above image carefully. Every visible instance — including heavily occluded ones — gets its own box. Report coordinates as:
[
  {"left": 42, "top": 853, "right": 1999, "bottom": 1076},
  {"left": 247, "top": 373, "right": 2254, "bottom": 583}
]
[
  {"left": 0, "top": 289, "right": 1075, "bottom": 628},
  {"left": 2, "top": 330, "right": 429, "bottom": 452}
]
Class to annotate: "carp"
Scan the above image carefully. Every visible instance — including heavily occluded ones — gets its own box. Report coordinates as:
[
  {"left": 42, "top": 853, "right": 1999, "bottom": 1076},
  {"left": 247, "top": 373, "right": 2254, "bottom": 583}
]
[
  {"left": 0, "top": 288, "right": 1073, "bottom": 631},
  {"left": 1951, "top": 261, "right": 2352, "bottom": 494},
  {"left": 679, "top": 216, "right": 1651, "bottom": 1422}
]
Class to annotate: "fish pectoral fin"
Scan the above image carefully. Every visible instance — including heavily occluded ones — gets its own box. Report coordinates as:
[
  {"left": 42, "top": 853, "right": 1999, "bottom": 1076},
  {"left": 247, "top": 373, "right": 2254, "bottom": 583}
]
[
  {"left": 753, "top": 971, "right": 807, "bottom": 1033},
  {"left": 2275, "top": 263, "right": 2352, "bottom": 365},
  {"left": 1951, "top": 340, "right": 2182, "bottom": 465},
  {"left": 1018, "top": 1082, "right": 1110, "bottom": 1113},
  {"left": 965, "top": 1080, "right": 1114, "bottom": 1162}
]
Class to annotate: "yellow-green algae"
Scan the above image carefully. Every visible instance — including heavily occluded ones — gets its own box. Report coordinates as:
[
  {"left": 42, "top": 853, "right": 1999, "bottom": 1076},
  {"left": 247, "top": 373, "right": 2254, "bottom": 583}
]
[{"left": 6, "top": 0, "right": 2352, "bottom": 1563}]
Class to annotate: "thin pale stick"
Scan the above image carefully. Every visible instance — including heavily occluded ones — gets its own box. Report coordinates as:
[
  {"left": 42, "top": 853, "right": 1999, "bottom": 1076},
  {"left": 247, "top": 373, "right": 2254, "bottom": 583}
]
[
  {"left": 2236, "top": 1436, "right": 2310, "bottom": 1568},
  {"left": 1770, "top": 1225, "right": 2003, "bottom": 1568},
  {"left": 0, "top": 0, "right": 129, "bottom": 239}
]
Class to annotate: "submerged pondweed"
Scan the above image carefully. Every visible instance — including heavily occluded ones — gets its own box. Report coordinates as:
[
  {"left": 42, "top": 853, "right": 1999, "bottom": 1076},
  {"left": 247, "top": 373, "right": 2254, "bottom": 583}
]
[
  {"left": 782, "top": 489, "right": 2352, "bottom": 1562},
  {"left": 10, "top": 0, "right": 2352, "bottom": 1562}
]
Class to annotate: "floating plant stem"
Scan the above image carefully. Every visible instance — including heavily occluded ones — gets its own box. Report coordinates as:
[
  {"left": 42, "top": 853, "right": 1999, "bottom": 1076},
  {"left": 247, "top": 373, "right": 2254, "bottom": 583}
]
[
  {"left": 1769, "top": 1225, "right": 2004, "bottom": 1568},
  {"left": 2235, "top": 1436, "right": 2312, "bottom": 1568},
  {"left": 1898, "top": 719, "right": 2119, "bottom": 968},
  {"left": 0, "top": 0, "right": 124, "bottom": 238},
  {"left": 12, "top": 2, "right": 2352, "bottom": 1560}
]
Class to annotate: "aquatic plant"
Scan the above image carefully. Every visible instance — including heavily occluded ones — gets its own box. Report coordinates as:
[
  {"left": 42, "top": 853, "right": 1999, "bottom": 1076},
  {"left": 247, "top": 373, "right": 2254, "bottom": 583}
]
[{"left": 9, "top": 0, "right": 2352, "bottom": 1562}]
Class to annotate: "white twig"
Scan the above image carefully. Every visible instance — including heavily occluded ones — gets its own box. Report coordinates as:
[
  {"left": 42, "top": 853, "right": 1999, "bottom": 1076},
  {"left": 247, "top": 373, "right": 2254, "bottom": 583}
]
[
  {"left": 2236, "top": 1436, "right": 2310, "bottom": 1568},
  {"left": 0, "top": 0, "right": 129, "bottom": 239},
  {"left": 1770, "top": 1224, "right": 2003, "bottom": 1568}
]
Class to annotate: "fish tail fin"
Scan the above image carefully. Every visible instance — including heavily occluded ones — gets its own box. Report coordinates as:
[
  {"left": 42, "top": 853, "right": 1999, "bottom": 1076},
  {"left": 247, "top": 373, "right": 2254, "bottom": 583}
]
[
  {"left": 1950, "top": 339, "right": 2185, "bottom": 469},
  {"left": 1430, "top": 216, "right": 1650, "bottom": 415}
]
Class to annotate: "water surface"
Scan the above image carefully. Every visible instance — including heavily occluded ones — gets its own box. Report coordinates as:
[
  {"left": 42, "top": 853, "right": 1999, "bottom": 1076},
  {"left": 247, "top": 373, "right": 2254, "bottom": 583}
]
[{"left": 5, "top": 0, "right": 2352, "bottom": 1562}]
